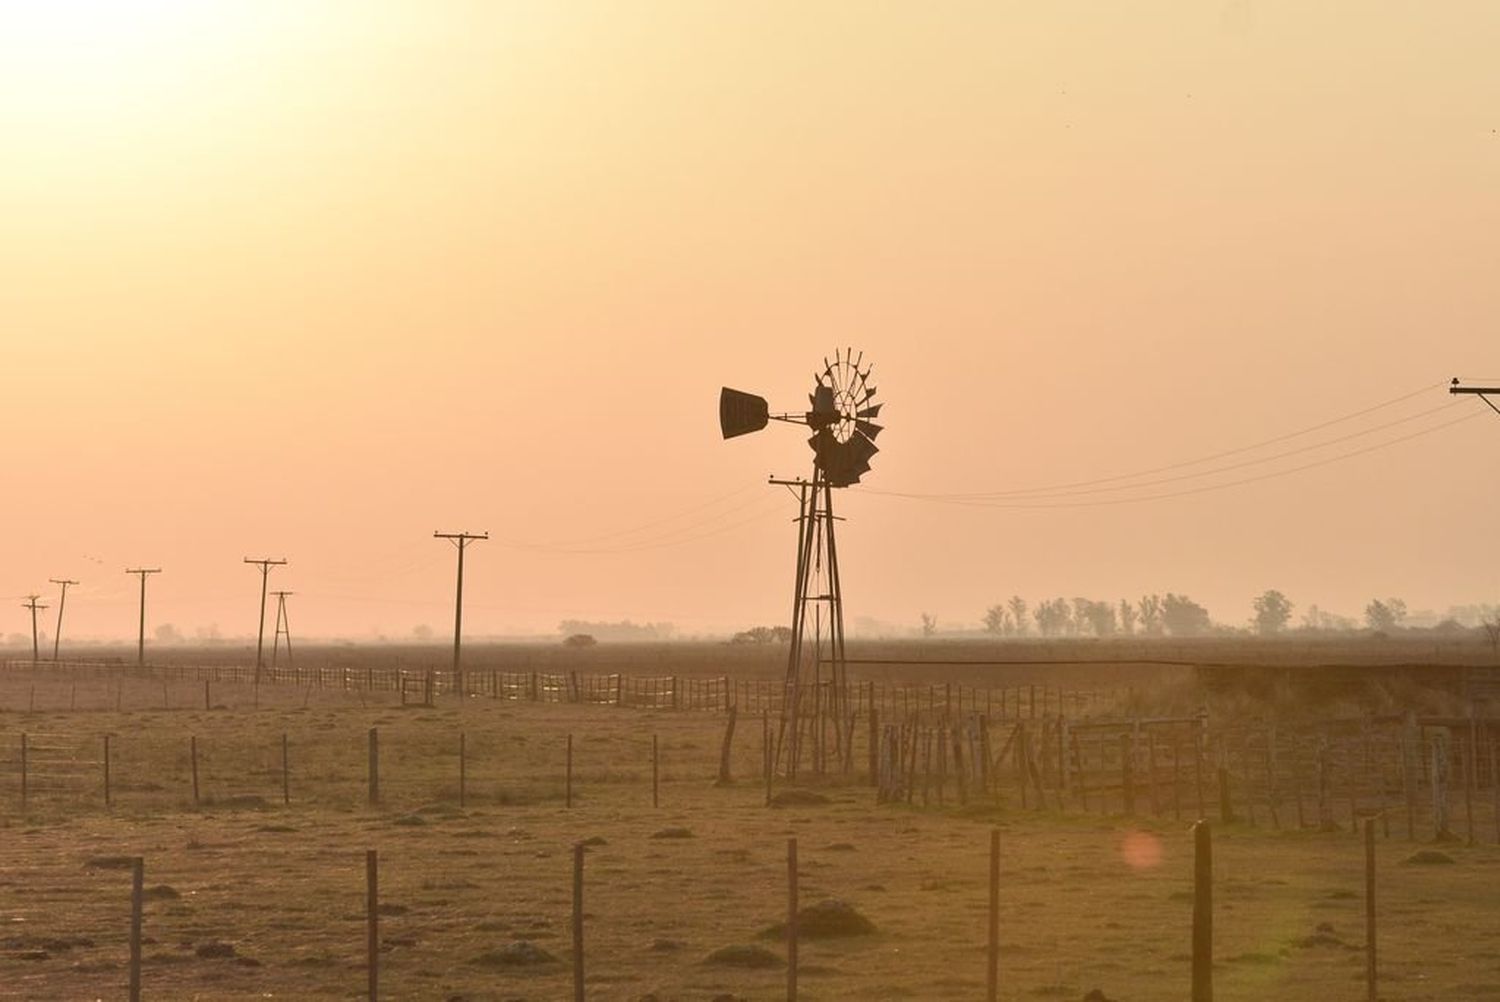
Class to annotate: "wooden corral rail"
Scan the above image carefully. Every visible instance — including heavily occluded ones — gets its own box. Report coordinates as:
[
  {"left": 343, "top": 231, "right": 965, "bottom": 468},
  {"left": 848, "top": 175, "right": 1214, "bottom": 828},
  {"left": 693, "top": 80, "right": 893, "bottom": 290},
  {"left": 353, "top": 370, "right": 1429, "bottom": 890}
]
[
  {"left": 877, "top": 709, "right": 1500, "bottom": 844},
  {"left": 0, "top": 659, "right": 1122, "bottom": 723}
]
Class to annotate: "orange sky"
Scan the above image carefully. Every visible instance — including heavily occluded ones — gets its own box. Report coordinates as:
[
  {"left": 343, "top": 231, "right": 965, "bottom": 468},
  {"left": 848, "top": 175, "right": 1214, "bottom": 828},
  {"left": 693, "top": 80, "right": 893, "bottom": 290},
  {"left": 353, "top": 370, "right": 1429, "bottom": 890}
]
[{"left": 1, "top": 2, "right": 1496, "bottom": 643}]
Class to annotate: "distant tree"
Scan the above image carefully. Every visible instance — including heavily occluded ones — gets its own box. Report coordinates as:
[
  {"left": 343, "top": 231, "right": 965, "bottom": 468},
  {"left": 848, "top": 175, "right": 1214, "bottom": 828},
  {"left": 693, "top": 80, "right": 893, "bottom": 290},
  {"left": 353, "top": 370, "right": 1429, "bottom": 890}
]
[
  {"left": 920, "top": 613, "right": 938, "bottom": 638},
  {"left": 563, "top": 633, "right": 598, "bottom": 648},
  {"left": 1162, "top": 593, "right": 1211, "bottom": 636},
  {"left": 1252, "top": 590, "right": 1294, "bottom": 636},
  {"left": 771, "top": 625, "right": 793, "bottom": 643},
  {"left": 1008, "top": 596, "right": 1028, "bottom": 636},
  {"left": 1365, "top": 598, "right": 1407, "bottom": 632},
  {"left": 412, "top": 623, "right": 434, "bottom": 641},
  {"left": 1071, "top": 598, "right": 1092, "bottom": 637},
  {"left": 1084, "top": 600, "right": 1117, "bottom": 637},
  {"left": 1118, "top": 599, "right": 1138, "bottom": 636},
  {"left": 731, "top": 626, "right": 776, "bottom": 644},
  {"left": 1137, "top": 594, "right": 1164, "bottom": 636},
  {"left": 154, "top": 623, "right": 183, "bottom": 644},
  {"left": 1482, "top": 610, "right": 1500, "bottom": 658},
  {"left": 983, "top": 604, "right": 1009, "bottom": 636}
]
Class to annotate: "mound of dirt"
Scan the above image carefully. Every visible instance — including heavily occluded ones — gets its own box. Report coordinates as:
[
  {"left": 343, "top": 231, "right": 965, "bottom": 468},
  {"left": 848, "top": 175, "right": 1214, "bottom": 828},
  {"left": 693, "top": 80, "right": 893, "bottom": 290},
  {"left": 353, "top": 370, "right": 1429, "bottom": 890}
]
[
  {"left": 650, "top": 827, "right": 694, "bottom": 840},
  {"left": 769, "top": 790, "right": 830, "bottom": 807},
  {"left": 472, "top": 941, "right": 558, "bottom": 967},
  {"left": 1403, "top": 849, "right": 1457, "bottom": 865},
  {"left": 703, "top": 944, "right": 784, "bottom": 968},
  {"left": 195, "top": 942, "right": 237, "bottom": 959},
  {"left": 761, "top": 899, "right": 876, "bottom": 940}
]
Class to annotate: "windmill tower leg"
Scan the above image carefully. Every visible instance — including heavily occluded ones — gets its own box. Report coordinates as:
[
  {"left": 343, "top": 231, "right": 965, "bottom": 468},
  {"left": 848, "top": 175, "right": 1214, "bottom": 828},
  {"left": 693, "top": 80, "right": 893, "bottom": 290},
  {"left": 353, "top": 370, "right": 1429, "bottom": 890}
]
[
  {"left": 821, "top": 478, "right": 849, "bottom": 771},
  {"left": 780, "top": 480, "right": 815, "bottom": 781}
]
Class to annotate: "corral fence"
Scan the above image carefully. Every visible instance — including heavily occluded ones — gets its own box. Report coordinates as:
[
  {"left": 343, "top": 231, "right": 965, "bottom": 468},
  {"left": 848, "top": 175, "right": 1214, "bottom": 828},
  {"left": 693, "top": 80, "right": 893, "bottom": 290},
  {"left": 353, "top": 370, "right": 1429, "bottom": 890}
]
[{"left": 878, "top": 709, "right": 1500, "bottom": 845}]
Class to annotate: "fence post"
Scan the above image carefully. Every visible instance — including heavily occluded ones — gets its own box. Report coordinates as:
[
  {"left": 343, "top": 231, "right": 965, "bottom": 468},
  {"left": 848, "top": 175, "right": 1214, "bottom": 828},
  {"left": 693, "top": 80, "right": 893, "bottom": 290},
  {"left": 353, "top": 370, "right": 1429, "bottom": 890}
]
[
  {"left": 129, "top": 856, "right": 144, "bottom": 1002},
  {"left": 1364, "top": 818, "right": 1377, "bottom": 1002},
  {"left": 204, "top": 679, "right": 210, "bottom": 711},
  {"left": 104, "top": 734, "right": 112, "bottom": 807},
  {"left": 282, "top": 732, "right": 290, "bottom": 806},
  {"left": 368, "top": 728, "right": 380, "bottom": 806},
  {"left": 986, "top": 828, "right": 1000, "bottom": 1002},
  {"left": 868, "top": 708, "right": 880, "bottom": 786},
  {"left": 191, "top": 736, "right": 200, "bottom": 804},
  {"left": 1192, "top": 820, "right": 1212, "bottom": 1002},
  {"left": 366, "top": 849, "right": 378, "bottom": 1001},
  {"left": 572, "top": 842, "right": 585, "bottom": 1002},
  {"left": 787, "top": 836, "right": 798, "bottom": 1002},
  {"left": 1121, "top": 733, "right": 1135, "bottom": 816},
  {"left": 566, "top": 734, "right": 573, "bottom": 809},
  {"left": 652, "top": 734, "right": 660, "bottom": 808}
]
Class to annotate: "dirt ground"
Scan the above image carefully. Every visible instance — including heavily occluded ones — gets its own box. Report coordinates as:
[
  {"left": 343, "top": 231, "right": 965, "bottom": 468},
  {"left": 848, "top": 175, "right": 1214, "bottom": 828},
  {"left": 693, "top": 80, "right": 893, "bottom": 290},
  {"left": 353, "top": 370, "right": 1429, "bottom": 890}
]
[{"left": 0, "top": 684, "right": 1497, "bottom": 1001}]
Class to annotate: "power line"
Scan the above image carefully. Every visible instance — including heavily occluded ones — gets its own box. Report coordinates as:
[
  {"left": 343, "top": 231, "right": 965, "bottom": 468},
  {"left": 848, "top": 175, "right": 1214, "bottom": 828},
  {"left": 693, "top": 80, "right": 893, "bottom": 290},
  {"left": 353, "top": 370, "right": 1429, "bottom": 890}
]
[
  {"left": 868, "top": 409, "right": 1483, "bottom": 510},
  {"left": 865, "top": 380, "right": 1445, "bottom": 502},
  {"left": 877, "top": 398, "right": 1463, "bottom": 503}
]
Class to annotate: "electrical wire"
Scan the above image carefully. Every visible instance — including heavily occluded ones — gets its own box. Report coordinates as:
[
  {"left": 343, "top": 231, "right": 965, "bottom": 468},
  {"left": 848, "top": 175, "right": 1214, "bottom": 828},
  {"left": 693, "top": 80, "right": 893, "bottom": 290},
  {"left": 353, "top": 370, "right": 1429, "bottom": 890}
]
[
  {"left": 866, "top": 380, "right": 1445, "bottom": 502},
  {"left": 865, "top": 409, "right": 1484, "bottom": 510},
  {"left": 874, "top": 398, "right": 1464, "bottom": 503}
]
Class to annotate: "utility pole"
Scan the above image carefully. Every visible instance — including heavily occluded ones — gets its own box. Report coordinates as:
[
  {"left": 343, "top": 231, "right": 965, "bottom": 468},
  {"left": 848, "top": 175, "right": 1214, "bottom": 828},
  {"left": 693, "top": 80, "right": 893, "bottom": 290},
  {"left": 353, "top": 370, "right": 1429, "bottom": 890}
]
[
  {"left": 244, "top": 557, "right": 287, "bottom": 682},
  {"left": 271, "top": 591, "right": 294, "bottom": 668},
  {"left": 1451, "top": 378, "right": 1500, "bottom": 419},
  {"left": 49, "top": 578, "right": 78, "bottom": 661},
  {"left": 22, "top": 595, "right": 48, "bottom": 664},
  {"left": 434, "top": 531, "right": 488, "bottom": 679},
  {"left": 125, "top": 568, "right": 160, "bottom": 667}
]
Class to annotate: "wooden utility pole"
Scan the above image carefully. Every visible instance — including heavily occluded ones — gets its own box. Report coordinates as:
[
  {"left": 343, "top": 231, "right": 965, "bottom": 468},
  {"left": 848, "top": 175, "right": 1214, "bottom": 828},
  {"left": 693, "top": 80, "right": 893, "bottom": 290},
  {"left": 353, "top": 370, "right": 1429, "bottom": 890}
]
[
  {"left": 244, "top": 558, "right": 287, "bottom": 682},
  {"left": 48, "top": 578, "right": 77, "bottom": 661},
  {"left": 271, "top": 591, "right": 294, "bottom": 667},
  {"left": 125, "top": 569, "right": 161, "bottom": 667},
  {"left": 22, "top": 596, "right": 48, "bottom": 663},
  {"left": 434, "top": 531, "right": 487, "bottom": 678},
  {"left": 1450, "top": 379, "right": 1500, "bottom": 417}
]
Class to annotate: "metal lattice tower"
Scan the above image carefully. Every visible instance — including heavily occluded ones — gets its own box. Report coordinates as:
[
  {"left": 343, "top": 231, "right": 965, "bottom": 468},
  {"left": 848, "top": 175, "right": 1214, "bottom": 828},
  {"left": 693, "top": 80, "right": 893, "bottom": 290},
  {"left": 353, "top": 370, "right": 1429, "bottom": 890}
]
[{"left": 720, "top": 348, "right": 883, "bottom": 778}]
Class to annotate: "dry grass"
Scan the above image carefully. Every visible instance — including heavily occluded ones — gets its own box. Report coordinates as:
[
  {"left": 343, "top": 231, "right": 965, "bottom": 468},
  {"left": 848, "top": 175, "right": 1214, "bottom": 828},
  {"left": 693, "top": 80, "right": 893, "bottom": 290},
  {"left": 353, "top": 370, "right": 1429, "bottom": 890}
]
[{"left": 0, "top": 684, "right": 1497, "bottom": 1000}]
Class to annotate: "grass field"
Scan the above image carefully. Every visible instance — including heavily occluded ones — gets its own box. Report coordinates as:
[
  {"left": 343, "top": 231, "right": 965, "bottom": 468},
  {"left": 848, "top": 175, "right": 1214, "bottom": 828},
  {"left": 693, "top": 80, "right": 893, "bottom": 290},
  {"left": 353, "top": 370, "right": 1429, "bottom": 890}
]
[{"left": 0, "top": 643, "right": 1497, "bottom": 1001}]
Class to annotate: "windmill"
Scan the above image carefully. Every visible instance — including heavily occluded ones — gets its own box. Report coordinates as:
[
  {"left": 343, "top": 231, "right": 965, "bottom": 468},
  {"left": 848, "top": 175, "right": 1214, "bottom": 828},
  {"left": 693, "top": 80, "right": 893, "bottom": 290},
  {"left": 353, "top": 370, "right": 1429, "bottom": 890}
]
[{"left": 720, "top": 348, "right": 883, "bottom": 777}]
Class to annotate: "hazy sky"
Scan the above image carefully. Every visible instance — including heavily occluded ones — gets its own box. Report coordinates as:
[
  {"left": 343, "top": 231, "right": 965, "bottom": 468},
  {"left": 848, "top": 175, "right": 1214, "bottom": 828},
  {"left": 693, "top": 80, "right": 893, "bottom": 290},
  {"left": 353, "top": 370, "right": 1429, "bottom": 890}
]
[{"left": 1, "top": 2, "right": 1496, "bottom": 642}]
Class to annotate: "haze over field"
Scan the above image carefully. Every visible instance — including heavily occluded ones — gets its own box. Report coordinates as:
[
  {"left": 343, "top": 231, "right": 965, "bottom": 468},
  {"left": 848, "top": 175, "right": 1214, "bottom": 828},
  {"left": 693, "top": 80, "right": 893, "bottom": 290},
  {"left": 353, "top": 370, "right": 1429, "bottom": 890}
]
[{"left": 1, "top": 3, "right": 1497, "bottom": 641}]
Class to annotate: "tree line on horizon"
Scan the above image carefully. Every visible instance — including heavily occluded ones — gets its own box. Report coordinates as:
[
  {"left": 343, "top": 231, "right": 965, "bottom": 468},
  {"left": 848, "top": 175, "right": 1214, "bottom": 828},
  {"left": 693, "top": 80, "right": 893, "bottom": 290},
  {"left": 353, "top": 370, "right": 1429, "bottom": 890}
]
[{"left": 963, "top": 592, "right": 1500, "bottom": 640}]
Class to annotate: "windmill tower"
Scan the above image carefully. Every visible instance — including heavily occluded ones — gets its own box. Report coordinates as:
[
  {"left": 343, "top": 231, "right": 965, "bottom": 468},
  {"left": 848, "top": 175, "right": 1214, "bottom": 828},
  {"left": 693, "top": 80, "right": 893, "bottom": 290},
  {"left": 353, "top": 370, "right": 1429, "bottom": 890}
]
[{"left": 720, "top": 349, "right": 883, "bottom": 778}]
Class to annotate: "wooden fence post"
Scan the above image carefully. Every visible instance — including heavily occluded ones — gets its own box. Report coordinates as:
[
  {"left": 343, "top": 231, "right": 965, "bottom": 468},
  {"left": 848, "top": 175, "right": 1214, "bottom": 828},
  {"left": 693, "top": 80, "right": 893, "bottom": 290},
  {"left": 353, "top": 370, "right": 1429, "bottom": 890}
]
[
  {"left": 987, "top": 828, "right": 1000, "bottom": 1002},
  {"left": 1192, "top": 820, "right": 1212, "bottom": 1002},
  {"left": 204, "top": 679, "right": 210, "bottom": 711},
  {"left": 190, "top": 735, "right": 199, "bottom": 805},
  {"left": 573, "top": 842, "right": 585, "bottom": 1002},
  {"left": 787, "top": 837, "right": 798, "bottom": 1002},
  {"left": 1121, "top": 733, "right": 1135, "bottom": 816},
  {"left": 1364, "top": 818, "right": 1377, "bottom": 1002},
  {"left": 366, "top": 849, "right": 378, "bottom": 1001},
  {"left": 368, "top": 728, "right": 379, "bottom": 806},
  {"left": 718, "top": 708, "right": 737, "bottom": 785},
  {"left": 129, "top": 856, "right": 144, "bottom": 1002},
  {"left": 566, "top": 734, "right": 574, "bottom": 809},
  {"left": 868, "top": 707, "right": 880, "bottom": 786}
]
